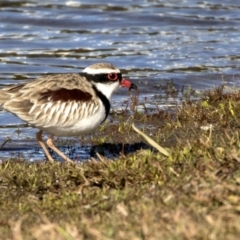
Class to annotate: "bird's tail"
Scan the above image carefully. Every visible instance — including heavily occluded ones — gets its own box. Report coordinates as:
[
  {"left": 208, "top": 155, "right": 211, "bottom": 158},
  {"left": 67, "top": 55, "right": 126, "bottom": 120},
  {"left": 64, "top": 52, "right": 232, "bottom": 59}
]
[{"left": 0, "top": 89, "right": 11, "bottom": 106}]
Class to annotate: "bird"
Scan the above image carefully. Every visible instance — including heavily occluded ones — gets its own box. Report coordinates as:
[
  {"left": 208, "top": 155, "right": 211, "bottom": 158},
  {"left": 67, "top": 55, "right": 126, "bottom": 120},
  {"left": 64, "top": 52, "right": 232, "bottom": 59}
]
[{"left": 0, "top": 63, "right": 137, "bottom": 163}]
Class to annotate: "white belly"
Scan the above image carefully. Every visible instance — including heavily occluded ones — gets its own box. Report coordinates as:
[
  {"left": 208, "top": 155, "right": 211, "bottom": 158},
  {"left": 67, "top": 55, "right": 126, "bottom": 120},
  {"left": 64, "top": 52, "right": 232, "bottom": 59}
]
[{"left": 41, "top": 101, "right": 106, "bottom": 137}]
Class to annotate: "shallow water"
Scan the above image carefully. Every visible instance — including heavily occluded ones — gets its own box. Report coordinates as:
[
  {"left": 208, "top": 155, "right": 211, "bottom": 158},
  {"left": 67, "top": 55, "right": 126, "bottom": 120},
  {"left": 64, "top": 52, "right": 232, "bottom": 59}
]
[{"left": 0, "top": 0, "right": 240, "bottom": 161}]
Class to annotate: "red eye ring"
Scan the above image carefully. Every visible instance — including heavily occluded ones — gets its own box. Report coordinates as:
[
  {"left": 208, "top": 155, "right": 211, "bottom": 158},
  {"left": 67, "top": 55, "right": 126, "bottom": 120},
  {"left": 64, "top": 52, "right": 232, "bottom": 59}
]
[{"left": 107, "top": 73, "right": 118, "bottom": 81}]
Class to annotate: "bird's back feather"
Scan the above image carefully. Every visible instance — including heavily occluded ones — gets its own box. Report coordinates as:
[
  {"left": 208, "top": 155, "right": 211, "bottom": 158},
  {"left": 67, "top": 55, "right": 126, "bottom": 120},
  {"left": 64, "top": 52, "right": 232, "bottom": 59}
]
[{"left": 0, "top": 74, "right": 100, "bottom": 128}]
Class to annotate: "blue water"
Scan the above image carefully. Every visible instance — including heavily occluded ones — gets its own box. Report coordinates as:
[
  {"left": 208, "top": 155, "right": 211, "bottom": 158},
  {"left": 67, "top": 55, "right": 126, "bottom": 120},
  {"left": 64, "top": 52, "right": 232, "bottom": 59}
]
[{"left": 0, "top": 0, "right": 240, "bottom": 161}]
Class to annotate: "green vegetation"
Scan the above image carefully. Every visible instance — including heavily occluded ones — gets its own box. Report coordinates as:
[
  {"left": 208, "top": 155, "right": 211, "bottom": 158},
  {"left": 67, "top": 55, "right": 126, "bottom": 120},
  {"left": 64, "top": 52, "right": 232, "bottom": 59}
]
[{"left": 0, "top": 85, "right": 240, "bottom": 240}]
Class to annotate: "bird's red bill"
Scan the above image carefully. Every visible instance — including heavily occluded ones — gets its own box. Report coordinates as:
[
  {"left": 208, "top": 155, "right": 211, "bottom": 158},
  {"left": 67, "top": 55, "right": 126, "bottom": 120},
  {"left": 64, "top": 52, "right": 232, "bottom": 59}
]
[{"left": 121, "top": 79, "right": 132, "bottom": 88}]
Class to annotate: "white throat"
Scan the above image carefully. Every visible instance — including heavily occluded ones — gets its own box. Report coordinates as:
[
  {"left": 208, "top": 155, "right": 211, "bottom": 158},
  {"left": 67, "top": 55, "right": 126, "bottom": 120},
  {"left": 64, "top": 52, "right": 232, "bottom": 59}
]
[{"left": 93, "top": 81, "right": 120, "bottom": 100}]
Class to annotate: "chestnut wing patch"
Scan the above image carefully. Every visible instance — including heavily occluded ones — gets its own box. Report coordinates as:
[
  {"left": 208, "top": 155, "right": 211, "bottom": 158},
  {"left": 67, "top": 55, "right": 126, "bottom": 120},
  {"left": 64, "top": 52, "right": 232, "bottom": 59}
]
[{"left": 40, "top": 88, "right": 93, "bottom": 102}]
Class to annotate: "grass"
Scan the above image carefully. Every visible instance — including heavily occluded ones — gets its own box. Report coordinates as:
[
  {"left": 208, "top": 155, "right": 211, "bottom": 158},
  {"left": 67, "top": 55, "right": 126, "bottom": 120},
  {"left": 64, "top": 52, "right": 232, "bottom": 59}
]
[{"left": 0, "top": 85, "right": 240, "bottom": 239}]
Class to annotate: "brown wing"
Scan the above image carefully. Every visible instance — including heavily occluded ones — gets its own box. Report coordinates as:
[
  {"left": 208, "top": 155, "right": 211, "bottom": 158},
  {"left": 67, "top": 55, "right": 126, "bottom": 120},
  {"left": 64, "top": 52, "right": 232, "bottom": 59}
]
[{"left": 1, "top": 73, "right": 99, "bottom": 127}]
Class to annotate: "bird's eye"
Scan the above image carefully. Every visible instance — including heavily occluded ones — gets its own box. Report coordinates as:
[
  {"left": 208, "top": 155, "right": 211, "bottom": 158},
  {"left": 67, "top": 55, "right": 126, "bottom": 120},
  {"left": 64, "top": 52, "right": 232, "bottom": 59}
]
[{"left": 107, "top": 73, "right": 118, "bottom": 81}]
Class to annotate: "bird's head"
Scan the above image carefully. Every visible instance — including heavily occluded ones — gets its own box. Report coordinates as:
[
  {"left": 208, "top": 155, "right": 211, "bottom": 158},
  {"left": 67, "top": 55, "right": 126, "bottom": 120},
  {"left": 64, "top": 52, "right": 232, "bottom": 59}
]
[{"left": 82, "top": 63, "right": 137, "bottom": 99}]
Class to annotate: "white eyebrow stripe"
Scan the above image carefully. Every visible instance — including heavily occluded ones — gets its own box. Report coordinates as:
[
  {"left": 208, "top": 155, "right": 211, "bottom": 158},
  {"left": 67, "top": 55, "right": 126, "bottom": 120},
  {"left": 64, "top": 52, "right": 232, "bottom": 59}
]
[{"left": 82, "top": 68, "right": 120, "bottom": 74}]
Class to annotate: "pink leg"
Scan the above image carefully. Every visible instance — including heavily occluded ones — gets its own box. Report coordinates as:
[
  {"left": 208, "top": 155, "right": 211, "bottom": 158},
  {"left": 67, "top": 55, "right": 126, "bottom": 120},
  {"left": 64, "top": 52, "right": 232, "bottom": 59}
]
[
  {"left": 46, "top": 134, "right": 73, "bottom": 163},
  {"left": 36, "top": 131, "right": 54, "bottom": 162}
]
